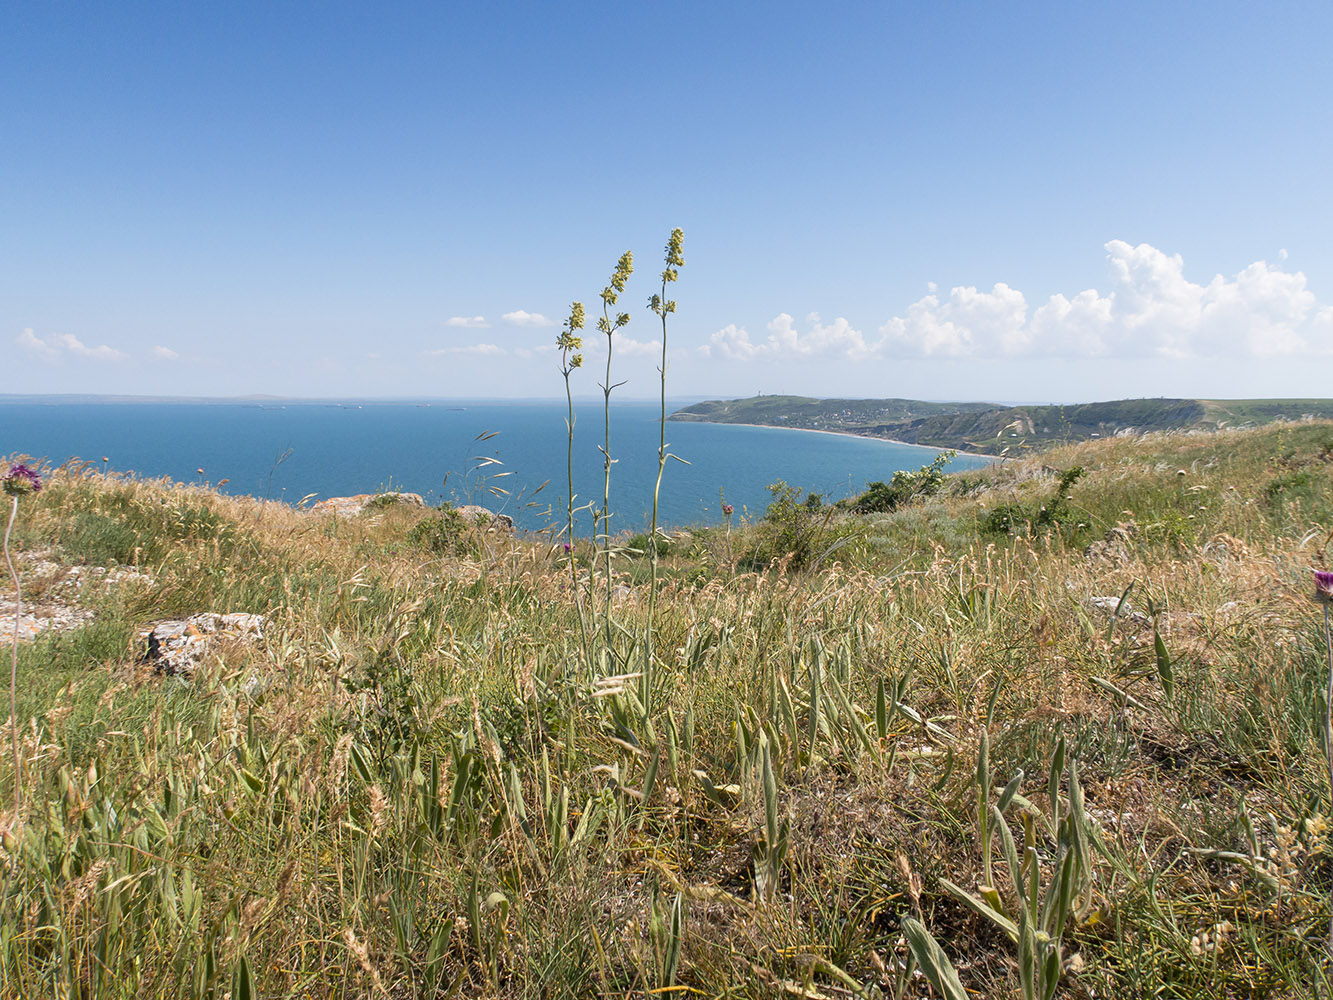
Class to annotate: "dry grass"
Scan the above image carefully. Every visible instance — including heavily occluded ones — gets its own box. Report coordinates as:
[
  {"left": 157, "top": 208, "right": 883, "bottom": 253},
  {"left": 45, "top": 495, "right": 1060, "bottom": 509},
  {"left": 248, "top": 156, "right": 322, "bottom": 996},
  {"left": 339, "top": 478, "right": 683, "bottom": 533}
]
[{"left": 0, "top": 423, "right": 1330, "bottom": 998}]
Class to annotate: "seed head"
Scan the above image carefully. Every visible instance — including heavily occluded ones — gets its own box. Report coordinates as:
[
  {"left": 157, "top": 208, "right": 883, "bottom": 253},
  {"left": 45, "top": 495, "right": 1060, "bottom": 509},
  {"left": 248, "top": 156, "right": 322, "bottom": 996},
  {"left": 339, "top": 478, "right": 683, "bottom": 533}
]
[
  {"left": 1314, "top": 569, "right": 1333, "bottom": 604},
  {"left": 2, "top": 464, "right": 41, "bottom": 497},
  {"left": 661, "top": 227, "right": 684, "bottom": 286}
]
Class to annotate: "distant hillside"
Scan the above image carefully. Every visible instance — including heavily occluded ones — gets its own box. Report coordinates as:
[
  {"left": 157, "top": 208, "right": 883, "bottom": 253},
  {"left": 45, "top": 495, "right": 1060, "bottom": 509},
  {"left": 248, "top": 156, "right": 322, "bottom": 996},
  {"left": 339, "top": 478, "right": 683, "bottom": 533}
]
[{"left": 669, "top": 395, "right": 1333, "bottom": 455}]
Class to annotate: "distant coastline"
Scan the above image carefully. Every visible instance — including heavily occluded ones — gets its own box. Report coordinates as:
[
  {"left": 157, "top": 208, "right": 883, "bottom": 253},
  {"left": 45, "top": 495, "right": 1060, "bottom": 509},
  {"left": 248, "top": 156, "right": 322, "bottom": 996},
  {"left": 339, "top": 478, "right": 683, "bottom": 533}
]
[
  {"left": 670, "top": 394, "right": 1333, "bottom": 456},
  {"left": 716, "top": 420, "right": 1001, "bottom": 461}
]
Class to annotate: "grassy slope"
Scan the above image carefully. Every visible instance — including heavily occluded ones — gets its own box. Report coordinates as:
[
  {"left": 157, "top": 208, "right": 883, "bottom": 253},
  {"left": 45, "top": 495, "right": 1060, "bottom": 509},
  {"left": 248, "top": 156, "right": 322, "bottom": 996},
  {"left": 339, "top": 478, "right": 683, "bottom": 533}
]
[
  {"left": 1, "top": 424, "right": 1332, "bottom": 997},
  {"left": 672, "top": 394, "right": 1333, "bottom": 455}
]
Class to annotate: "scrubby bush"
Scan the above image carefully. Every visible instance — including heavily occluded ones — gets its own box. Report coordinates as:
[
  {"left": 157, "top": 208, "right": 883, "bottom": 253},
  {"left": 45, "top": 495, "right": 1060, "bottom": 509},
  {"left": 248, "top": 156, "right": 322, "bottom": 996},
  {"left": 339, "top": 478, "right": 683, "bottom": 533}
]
[
  {"left": 983, "top": 465, "right": 1085, "bottom": 535},
  {"left": 628, "top": 531, "right": 672, "bottom": 558},
  {"left": 406, "top": 503, "right": 474, "bottom": 556},
  {"left": 740, "top": 480, "right": 860, "bottom": 570},
  {"left": 365, "top": 492, "right": 407, "bottom": 510},
  {"left": 847, "top": 451, "right": 956, "bottom": 514}
]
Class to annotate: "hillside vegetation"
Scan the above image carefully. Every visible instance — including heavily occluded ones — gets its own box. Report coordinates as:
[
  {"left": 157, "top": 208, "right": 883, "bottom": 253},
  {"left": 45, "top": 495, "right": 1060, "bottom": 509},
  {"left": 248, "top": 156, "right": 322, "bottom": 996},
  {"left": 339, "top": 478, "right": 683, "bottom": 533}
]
[
  {"left": 1, "top": 422, "right": 1332, "bottom": 997},
  {"left": 671, "top": 394, "right": 1333, "bottom": 455}
]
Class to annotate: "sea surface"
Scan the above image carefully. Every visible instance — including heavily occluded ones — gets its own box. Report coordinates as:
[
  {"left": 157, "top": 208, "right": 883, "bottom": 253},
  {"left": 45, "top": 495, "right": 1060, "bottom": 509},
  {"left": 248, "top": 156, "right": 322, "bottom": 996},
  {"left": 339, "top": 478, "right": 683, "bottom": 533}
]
[{"left": 0, "top": 400, "right": 992, "bottom": 531}]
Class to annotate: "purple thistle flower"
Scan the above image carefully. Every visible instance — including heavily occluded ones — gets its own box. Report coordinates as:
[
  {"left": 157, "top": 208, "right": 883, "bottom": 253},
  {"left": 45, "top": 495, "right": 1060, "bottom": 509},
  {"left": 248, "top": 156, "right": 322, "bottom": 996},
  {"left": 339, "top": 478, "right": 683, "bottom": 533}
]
[
  {"left": 563, "top": 543, "right": 572, "bottom": 554},
  {"left": 2, "top": 464, "right": 41, "bottom": 497},
  {"left": 722, "top": 504, "right": 734, "bottom": 517},
  {"left": 1314, "top": 569, "right": 1333, "bottom": 603}
]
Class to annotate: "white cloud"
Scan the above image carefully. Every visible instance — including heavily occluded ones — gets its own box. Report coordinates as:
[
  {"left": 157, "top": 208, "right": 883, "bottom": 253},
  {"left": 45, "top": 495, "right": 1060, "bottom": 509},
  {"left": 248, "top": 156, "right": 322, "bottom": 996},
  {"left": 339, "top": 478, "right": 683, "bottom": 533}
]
[
  {"left": 879, "top": 241, "right": 1327, "bottom": 360},
  {"left": 444, "top": 316, "right": 490, "bottom": 328},
  {"left": 700, "top": 313, "right": 875, "bottom": 361},
  {"left": 879, "top": 283, "right": 1029, "bottom": 358},
  {"left": 16, "top": 328, "right": 58, "bottom": 362},
  {"left": 422, "top": 343, "right": 506, "bottom": 357},
  {"left": 150, "top": 345, "right": 181, "bottom": 361},
  {"left": 56, "top": 334, "right": 127, "bottom": 362},
  {"left": 703, "top": 242, "right": 1332, "bottom": 363},
  {"left": 501, "top": 310, "right": 555, "bottom": 328},
  {"left": 17, "top": 328, "right": 126, "bottom": 363},
  {"left": 613, "top": 336, "right": 662, "bottom": 359}
]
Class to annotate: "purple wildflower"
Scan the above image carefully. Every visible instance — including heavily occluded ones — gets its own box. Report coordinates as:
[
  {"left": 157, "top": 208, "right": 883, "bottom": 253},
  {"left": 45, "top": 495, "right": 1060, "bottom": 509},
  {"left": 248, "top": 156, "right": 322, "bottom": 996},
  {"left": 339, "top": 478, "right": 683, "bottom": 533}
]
[
  {"left": 2, "top": 464, "right": 41, "bottom": 497},
  {"left": 722, "top": 504, "right": 734, "bottom": 517},
  {"left": 563, "top": 543, "right": 573, "bottom": 554},
  {"left": 1315, "top": 569, "right": 1333, "bottom": 603}
]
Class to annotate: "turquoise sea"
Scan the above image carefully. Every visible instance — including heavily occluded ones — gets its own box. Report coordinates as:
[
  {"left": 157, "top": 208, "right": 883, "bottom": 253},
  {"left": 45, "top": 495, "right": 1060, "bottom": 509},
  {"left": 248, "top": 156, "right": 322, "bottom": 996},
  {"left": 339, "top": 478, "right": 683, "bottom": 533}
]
[{"left": 0, "top": 400, "right": 992, "bottom": 531}]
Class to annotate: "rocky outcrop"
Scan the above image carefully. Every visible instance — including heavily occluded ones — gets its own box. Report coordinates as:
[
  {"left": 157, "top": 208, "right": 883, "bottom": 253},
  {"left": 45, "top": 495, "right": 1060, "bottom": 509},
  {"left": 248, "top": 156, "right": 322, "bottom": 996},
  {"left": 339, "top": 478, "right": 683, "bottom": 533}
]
[
  {"left": 308, "top": 494, "right": 513, "bottom": 532},
  {"left": 1084, "top": 520, "right": 1136, "bottom": 566},
  {"left": 454, "top": 505, "right": 515, "bottom": 532},
  {"left": 139, "top": 612, "right": 268, "bottom": 677},
  {"left": 0, "top": 606, "right": 94, "bottom": 644},
  {"left": 0, "top": 551, "right": 154, "bottom": 644},
  {"left": 311, "top": 492, "right": 426, "bottom": 517}
]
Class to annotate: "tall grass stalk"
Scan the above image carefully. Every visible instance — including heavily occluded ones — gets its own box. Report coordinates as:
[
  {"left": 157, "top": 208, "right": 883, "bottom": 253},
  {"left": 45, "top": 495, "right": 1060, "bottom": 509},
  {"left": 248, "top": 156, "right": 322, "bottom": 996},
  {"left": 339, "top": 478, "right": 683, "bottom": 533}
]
[
  {"left": 644, "top": 228, "right": 684, "bottom": 710},
  {"left": 596, "top": 251, "right": 633, "bottom": 649},
  {"left": 2, "top": 463, "right": 39, "bottom": 804},
  {"left": 1320, "top": 581, "right": 1333, "bottom": 955},
  {"left": 558, "top": 303, "right": 591, "bottom": 658},
  {"left": 4, "top": 495, "right": 19, "bottom": 800}
]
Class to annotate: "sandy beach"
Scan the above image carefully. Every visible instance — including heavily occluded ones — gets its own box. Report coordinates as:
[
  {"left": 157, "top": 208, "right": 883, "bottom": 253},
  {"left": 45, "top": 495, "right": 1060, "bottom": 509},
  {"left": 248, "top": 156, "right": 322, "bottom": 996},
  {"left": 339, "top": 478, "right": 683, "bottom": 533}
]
[{"left": 693, "top": 420, "right": 1005, "bottom": 461}]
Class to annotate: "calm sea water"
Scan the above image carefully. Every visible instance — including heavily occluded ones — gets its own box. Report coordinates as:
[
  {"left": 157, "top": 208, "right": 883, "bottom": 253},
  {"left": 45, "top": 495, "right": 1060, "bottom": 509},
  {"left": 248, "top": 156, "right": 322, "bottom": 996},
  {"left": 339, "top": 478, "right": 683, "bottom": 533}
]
[{"left": 0, "top": 400, "right": 992, "bottom": 531}]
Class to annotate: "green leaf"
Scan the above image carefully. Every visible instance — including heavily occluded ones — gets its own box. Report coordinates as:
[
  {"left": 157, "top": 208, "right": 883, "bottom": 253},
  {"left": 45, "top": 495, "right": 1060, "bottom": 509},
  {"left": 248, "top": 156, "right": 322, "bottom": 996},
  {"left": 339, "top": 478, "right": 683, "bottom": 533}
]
[
  {"left": 940, "top": 877, "right": 1020, "bottom": 941},
  {"left": 232, "top": 955, "right": 253, "bottom": 1000},
  {"left": 1153, "top": 623, "right": 1174, "bottom": 699},
  {"left": 998, "top": 770, "right": 1024, "bottom": 813},
  {"left": 902, "top": 917, "right": 969, "bottom": 1000},
  {"left": 875, "top": 677, "right": 888, "bottom": 741}
]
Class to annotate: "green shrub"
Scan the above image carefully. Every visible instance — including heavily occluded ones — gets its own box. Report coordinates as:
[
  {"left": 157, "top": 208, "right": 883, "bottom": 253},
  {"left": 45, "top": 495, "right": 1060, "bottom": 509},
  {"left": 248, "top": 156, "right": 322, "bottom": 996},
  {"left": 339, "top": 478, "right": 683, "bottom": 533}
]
[
  {"left": 627, "top": 531, "right": 672, "bottom": 557},
  {"left": 744, "top": 480, "right": 860, "bottom": 570},
  {"left": 983, "top": 465, "right": 1085, "bottom": 536},
  {"left": 1263, "top": 468, "right": 1317, "bottom": 506},
  {"left": 849, "top": 451, "right": 956, "bottom": 514},
  {"left": 406, "top": 504, "right": 474, "bottom": 556}
]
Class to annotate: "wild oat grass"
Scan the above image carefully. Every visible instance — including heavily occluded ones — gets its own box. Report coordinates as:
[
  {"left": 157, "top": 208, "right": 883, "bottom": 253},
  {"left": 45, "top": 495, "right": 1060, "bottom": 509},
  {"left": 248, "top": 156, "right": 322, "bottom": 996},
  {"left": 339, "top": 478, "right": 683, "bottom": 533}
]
[{"left": 0, "top": 423, "right": 1330, "bottom": 997}]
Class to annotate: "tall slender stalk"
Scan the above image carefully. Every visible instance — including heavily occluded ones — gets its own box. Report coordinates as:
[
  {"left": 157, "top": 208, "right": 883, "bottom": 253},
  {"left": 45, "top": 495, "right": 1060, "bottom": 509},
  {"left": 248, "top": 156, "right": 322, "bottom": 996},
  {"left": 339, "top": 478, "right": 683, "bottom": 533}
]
[
  {"left": 644, "top": 229, "right": 684, "bottom": 712},
  {"left": 5, "top": 496, "right": 19, "bottom": 801},
  {"left": 1312, "top": 569, "right": 1333, "bottom": 956},
  {"left": 2, "top": 463, "right": 38, "bottom": 806},
  {"left": 557, "top": 303, "right": 591, "bottom": 659},
  {"left": 595, "top": 251, "right": 634, "bottom": 650},
  {"left": 1324, "top": 600, "right": 1333, "bottom": 954}
]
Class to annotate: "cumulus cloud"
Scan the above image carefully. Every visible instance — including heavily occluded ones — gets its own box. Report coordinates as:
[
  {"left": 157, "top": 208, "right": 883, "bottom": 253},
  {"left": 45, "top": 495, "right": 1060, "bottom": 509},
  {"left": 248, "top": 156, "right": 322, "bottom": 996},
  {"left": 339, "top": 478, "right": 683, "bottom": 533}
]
[
  {"left": 612, "top": 336, "right": 663, "bottom": 359},
  {"left": 17, "top": 329, "right": 126, "bottom": 362},
  {"left": 150, "top": 345, "right": 181, "bottom": 361},
  {"left": 444, "top": 316, "right": 490, "bottom": 328},
  {"left": 879, "top": 241, "right": 1326, "bottom": 360},
  {"left": 699, "top": 314, "right": 876, "bottom": 361},
  {"left": 704, "top": 242, "right": 1332, "bottom": 363},
  {"left": 501, "top": 310, "right": 555, "bottom": 328},
  {"left": 422, "top": 343, "right": 506, "bottom": 357},
  {"left": 16, "top": 328, "right": 58, "bottom": 361}
]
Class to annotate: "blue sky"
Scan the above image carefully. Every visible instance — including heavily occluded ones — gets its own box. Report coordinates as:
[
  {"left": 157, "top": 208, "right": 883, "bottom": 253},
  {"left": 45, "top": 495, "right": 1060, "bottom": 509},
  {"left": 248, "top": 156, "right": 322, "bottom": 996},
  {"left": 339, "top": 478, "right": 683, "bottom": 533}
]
[{"left": 4, "top": 1, "right": 1332, "bottom": 401}]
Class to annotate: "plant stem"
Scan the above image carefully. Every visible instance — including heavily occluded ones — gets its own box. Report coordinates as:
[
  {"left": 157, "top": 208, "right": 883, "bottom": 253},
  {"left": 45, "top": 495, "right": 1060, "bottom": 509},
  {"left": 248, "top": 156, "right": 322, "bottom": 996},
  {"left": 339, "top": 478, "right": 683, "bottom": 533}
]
[
  {"left": 1324, "top": 601, "right": 1333, "bottom": 953},
  {"left": 601, "top": 318, "right": 614, "bottom": 651},
  {"left": 5, "top": 495, "right": 20, "bottom": 805},
  {"left": 565, "top": 371, "right": 591, "bottom": 661},
  {"left": 644, "top": 277, "right": 670, "bottom": 715}
]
